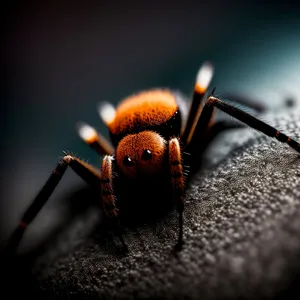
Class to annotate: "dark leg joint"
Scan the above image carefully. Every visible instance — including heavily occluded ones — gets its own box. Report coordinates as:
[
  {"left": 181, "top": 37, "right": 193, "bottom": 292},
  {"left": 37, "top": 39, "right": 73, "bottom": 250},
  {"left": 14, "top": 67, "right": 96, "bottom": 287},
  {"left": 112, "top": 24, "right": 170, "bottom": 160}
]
[
  {"left": 275, "top": 131, "right": 288, "bottom": 142},
  {"left": 275, "top": 131, "right": 300, "bottom": 153}
]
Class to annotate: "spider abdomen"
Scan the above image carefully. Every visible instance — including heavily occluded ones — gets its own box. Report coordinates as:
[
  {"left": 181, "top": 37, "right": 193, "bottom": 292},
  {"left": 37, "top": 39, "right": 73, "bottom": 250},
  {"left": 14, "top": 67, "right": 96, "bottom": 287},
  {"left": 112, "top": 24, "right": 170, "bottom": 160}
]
[{"left": 108, "top": 89, "right": 183, "bottom": 146}]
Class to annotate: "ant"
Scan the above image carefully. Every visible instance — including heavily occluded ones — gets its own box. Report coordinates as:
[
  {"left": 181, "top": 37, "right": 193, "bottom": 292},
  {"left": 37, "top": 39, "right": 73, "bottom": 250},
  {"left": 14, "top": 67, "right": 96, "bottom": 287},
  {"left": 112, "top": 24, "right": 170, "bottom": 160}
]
[{"left": 3, "top": 61, "right": 300, "bottom": 256}]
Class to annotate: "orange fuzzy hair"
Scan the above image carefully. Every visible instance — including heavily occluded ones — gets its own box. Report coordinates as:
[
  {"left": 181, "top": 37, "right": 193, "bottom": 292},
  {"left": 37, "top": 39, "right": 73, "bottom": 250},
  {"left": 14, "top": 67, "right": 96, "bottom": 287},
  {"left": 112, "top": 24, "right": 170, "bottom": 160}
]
[
  {"left": 116, "top": 131, "right": 166, "bottom": 178},
  {"left": 108, "top": 89, "right": 178, "bottom": 135}
]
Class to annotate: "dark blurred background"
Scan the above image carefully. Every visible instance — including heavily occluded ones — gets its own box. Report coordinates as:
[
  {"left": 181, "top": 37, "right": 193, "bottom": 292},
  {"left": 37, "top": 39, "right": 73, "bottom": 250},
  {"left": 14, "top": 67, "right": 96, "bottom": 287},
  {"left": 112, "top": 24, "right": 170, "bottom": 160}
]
[{"left": 2, "top": 0, "right": 300, "bottom": 253}]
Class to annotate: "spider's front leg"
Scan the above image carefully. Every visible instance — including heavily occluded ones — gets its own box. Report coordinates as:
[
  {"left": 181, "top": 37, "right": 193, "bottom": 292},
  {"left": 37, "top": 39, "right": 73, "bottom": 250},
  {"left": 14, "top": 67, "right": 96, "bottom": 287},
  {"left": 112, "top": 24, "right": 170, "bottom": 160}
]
[
  {"left": 168, "top": 138, "right": 185, "bottom": 249},
  {"left": 192, "top": 94, "right": 300, "bottom": 154},
  {"left": 2, "top": 154, "right": 102, "bottom": 257},
  {"left": 100, "top": 155, "right": 128, "bottom": 251}
]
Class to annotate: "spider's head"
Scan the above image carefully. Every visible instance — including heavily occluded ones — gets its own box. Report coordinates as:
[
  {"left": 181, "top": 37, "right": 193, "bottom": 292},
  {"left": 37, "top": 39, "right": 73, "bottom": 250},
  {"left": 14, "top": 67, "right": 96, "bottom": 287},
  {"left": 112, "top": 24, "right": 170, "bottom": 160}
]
[{"left": 116, "top": 131, "right": 167, "bottom": 179}]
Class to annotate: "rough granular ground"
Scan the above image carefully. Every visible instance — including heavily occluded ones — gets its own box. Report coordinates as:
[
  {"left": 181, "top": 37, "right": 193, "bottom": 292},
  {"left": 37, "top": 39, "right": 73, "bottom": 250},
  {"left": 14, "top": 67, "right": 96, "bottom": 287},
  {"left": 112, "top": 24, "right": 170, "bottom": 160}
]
[{"left": 5, "top": 107, "right": 300, "bottom": 300}]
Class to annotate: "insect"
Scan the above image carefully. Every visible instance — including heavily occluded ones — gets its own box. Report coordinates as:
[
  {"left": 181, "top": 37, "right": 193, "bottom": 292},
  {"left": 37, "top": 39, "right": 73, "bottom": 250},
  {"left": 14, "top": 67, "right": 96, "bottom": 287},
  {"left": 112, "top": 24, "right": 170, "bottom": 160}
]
[{"left": 3, "top": 62, "right": 300, "bottom": 256}]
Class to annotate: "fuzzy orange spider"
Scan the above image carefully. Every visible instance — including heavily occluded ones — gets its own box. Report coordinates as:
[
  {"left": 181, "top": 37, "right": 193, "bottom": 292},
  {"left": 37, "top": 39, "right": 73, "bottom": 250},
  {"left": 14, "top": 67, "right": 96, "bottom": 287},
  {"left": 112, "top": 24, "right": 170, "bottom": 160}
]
[{"left": 4, "top": 61, "right": 300, "bottom": 255}]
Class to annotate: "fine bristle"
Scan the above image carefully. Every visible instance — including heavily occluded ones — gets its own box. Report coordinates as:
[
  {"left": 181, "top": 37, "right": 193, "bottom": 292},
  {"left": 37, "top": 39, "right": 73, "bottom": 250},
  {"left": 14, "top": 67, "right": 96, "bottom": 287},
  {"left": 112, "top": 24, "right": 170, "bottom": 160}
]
[
  {"left": 76, "top": 122, "right": 98, "bottom": 143},
  {"left": 98, "top": 101, "right": 116, "bottom": 126},
  {"left": 195, "top": 61, "right": 214, "bottom": 93}
]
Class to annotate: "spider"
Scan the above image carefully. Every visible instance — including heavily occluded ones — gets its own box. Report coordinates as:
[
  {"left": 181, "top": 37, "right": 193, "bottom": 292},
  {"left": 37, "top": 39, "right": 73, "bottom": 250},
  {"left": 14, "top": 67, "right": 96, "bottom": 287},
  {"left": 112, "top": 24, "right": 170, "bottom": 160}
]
[{"left": 3, "top": 62, "right": 300, "bottom": 255}]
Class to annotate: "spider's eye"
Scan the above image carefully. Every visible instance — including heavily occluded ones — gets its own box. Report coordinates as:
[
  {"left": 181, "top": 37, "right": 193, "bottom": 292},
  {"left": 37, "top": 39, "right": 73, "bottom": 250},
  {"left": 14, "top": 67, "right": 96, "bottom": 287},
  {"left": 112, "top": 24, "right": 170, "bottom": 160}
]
[
  {"left": 142, "top": 149, "right": 152, "bottom": 161},
  {"left": 123, "top": 156, "right": 134, "bottom": 167}
]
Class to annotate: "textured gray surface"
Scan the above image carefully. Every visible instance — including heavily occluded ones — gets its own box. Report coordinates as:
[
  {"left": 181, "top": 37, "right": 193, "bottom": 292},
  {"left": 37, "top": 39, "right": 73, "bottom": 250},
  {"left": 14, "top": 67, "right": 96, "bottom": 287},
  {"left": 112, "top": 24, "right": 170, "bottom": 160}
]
[{"left": 28, "top": 105, "right": 300, "bottom": 299}]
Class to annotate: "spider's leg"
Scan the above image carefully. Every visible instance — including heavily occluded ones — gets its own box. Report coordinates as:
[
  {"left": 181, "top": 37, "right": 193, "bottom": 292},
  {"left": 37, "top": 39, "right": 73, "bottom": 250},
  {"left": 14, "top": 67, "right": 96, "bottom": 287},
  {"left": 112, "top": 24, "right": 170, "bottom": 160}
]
[
  {"left": 187, "top": 91, "right": 268, "bottom": 155},
  {"left": 77, "top": 121, "right": 114, "bottom": 156},
  {"left": 100, "top": 155, "right": 128, "bottom": 251},
  {"left": 2, "top": 154, "right": 102, "bottom": 257},
  {"left": 97, "top": 101, "right": 116, "bottom": 130},
  {"left": 222, "top": 92, "right": 267, "bottom": 113},
  {"left": 181, "top": 61, "right": 214, "bottom": 145},
  {"left": 168, "top": 138, "right": 185, "bottom": 249},
  {"left": 194, "top": 95, "right": 300, "bottom": 154},
  {"left": 182, "top": 87, "right": 216, "bottom": 172}
]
